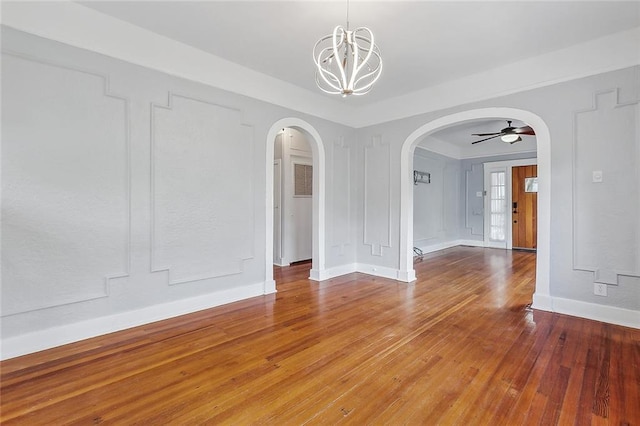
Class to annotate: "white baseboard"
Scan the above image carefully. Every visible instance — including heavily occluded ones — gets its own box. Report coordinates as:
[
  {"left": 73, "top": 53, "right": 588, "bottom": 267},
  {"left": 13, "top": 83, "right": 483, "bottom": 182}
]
[
  {"left": 310, "top": 263, "right": 404, "bottom": 282},
  {"left": 355, "top": 263, "right": 401, "bottom": 281},
  {"left": 414, "top": 239, "right": 484, "bottom": 256},
  {"left": 397, "top": 269, "right": 417, "bottom": 283},
  {"left": 531, "top": 292, "right": 553, "bottom": 312},
  {"left": 310, "top": 264, "right": 357, "bottom": 281},
  {"left": 0, "top": 281, "right": 272, "bottom": 360},
  {"left": 547, "top": 296, "right": 639, "bottom": 329},
  {"left": 264, "top": 279, "right": 277, "bottom": 294},
  {"left": 456, "top": 239, "right": 485, "bottom": 247}
]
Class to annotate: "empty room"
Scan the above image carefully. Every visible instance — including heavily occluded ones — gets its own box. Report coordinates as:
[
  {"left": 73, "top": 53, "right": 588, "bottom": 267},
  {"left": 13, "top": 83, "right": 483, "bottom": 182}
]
[{"left": 1, "top": 1, "right": 639, "bottom": 424}]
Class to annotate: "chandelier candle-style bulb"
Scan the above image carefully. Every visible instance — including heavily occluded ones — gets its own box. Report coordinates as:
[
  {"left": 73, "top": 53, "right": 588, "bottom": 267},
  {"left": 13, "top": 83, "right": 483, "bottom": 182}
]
[{"left": 313, "top": 25, "right": 382, "bottom": 96}]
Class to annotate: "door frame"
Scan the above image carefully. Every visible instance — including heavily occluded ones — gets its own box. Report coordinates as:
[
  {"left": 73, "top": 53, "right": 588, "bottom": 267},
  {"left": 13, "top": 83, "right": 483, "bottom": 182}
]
[
  {"left": 483, "top": 158, "right": 538, "bottom": 249},
  {"left": 273, "top": 159, "right": 284, "bottom": 266},
  {"left": 265, "top": 118, "right": 326, "bottom": 293}
]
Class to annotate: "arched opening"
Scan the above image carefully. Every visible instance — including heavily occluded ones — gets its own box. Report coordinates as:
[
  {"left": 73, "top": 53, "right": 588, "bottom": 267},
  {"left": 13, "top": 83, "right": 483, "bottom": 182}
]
[
  {"left": 399, "top": 108, "right": 552, "bottom": 311},
  {"left": 265, "top": 118, "right": 326, "bottom": 292}
]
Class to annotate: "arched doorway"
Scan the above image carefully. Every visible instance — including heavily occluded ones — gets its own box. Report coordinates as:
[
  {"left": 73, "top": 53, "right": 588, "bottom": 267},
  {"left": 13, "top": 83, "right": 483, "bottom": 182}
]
[
  {"left": 399, "top": 108, "right": 552, "bottom": 311},
  {"left": 265, "top": 118, "right": 326, "bottom": 292}
]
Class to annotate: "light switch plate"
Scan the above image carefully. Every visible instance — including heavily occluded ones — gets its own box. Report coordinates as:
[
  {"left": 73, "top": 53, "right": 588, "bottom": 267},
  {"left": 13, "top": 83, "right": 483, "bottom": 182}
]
[
  {"left": 592, "top": 171, "right": 603, "bottom": 183},
  {"left": 476, "top": 191, "right": 483, "bottom": 197}
]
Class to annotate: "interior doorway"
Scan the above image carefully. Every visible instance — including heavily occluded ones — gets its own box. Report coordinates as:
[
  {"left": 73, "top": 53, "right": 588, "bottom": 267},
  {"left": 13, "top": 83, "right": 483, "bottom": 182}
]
[
  {"left": 399, "top": 107, "right": 552, "bottom": 312},
  {"left": 265, "top": 118, "right": 326, "bottom": 292},
  {"left": 273, "top": 127, "right": 313, "bottom": 266},
  {"left": 483, "top": 158, "right": 538, "bottom": 250}
]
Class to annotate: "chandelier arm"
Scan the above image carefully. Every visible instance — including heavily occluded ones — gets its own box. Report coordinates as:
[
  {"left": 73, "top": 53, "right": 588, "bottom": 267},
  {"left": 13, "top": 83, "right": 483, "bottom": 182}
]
[
  {"left": 316, "top": 67, "right": 343, "bottom": 93},
  {"left": 349, "top": 28, "right": 376, "bottom": 84},
  {"left": 318, "top": 67, "right": 343, "bottom": 91},
  {"left": 315, "top": 74, "right": 342, "bottom": 94},
  {"left": 315, "top": 40, "right": 344, "bottom": 92},
  {"left": 352, "top": 52, "right": 382, "bottom": 92},
  {"left": 331, "top": 27, "right": 348, "bottom": 90}
]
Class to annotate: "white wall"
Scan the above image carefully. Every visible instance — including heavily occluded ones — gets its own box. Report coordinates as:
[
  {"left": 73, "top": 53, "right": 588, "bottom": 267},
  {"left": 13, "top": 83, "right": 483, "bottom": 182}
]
[
  {"left": 412, "top": 148, "right": 461, "bottom": 252},
  {"left": 2, "top": 24, "right": 638, "bottom": 359},
  {"left": 0, "top": 28, "right": 355, "bottom": 359},
  {"left": 356, "top": 66, "right": 639, "bottom": 326}
]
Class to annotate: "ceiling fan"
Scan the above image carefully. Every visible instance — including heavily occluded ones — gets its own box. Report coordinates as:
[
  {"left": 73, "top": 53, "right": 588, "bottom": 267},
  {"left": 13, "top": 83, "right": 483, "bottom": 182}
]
[{"left": 471, "top": 120, "right": 535, "bottom": 145}]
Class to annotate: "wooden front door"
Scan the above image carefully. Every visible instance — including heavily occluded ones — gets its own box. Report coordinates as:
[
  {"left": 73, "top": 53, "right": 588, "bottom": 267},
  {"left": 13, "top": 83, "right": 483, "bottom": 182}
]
[{"left": 512, "top": 165, "right": 537, "bottom": 250}]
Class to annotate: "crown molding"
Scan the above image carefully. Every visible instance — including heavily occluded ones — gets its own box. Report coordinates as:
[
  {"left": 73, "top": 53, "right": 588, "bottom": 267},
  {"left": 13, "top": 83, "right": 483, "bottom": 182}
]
[
  {"left": 0, "top": 1, "right": 356, "bottom": 127},
  {"left": 2, "top": 2, "right": 638, "bottom": 129},
  {"left": 351, "top": 27, "right": 640, "bottom": 128}
]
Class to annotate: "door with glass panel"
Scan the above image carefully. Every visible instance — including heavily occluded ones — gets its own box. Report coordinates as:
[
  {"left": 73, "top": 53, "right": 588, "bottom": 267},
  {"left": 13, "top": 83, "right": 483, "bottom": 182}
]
[{"left": 484, "top": 166, "right": 508, "bottom": 248}]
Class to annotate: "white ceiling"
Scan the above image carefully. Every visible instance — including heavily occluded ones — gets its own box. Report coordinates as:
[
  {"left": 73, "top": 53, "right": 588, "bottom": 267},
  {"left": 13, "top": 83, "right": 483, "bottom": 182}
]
[
  {"left": 78, "top": 1, "right": 640, "bottom": 107},
  {"left": 418, "top": 118, "right": 538, "bottom": 159}
]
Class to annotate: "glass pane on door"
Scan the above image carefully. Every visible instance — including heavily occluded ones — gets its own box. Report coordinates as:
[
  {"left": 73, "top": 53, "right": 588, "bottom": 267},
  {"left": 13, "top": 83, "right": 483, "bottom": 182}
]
[{"left": 489, "top": 171, "right": 506, "bottom": 242}]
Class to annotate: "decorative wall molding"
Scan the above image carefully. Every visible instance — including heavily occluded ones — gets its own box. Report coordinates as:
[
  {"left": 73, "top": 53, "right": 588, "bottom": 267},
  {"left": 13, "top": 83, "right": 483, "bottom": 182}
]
[
  {"left": 572, "top": 88, "right": 640, "bottom": 286},
  {"left": 464, "top": 164, "right": 485, "bottom": 236},
  {"left": 413, "top": 153, "right": 440, "bottom": 242},
  {"left": 331, "top": 136, "right": 351, "bottom": 256},
  {"left": 1, "top": 51, "right": 131, "bottom": 316},
  {"left": 150, "top": 92, "right": 254, "bottom": 285},
  {"left": 363, "top": 135, "right": 392, "bottom": 256},
  {"left": 442, "top": 162, "right": 458, "bottom": 233}
]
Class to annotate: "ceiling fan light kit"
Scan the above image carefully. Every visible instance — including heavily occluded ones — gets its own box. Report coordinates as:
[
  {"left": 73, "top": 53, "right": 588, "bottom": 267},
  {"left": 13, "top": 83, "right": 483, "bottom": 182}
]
[
  {"left": 313, "top": 0, "right": 382, "bottom": 97},
  {"left": 501, "top": 134, "right": 520, "bottom": 143}
]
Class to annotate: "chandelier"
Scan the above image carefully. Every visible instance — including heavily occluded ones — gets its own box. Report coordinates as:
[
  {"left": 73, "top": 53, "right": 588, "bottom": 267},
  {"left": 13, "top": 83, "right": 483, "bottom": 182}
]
[{"left": 312, "top": 1, "right": 382, "bottom": 97}]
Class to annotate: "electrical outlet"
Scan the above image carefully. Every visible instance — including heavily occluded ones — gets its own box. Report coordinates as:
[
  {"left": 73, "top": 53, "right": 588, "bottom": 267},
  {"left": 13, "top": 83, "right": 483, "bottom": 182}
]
[{"left": 594, "top": 283, "right": 608, "bottom": 296}]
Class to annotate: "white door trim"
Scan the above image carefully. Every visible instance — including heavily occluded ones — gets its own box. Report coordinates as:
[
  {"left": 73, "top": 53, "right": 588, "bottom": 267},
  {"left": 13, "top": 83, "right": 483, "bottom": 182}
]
[{"left": 265, "top": 118, "right": 326, "bottom": 292}]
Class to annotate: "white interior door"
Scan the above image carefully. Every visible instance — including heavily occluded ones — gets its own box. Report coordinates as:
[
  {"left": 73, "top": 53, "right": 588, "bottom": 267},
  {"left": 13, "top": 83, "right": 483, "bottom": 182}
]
[{"left": 290, "top": 158, "right": 312, "bottom": 262}]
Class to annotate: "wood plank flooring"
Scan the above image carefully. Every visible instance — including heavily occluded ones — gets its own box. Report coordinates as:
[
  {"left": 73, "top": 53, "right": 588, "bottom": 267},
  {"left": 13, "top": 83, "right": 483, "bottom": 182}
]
[{"left": 1, "top": 246, "right": 639, "bottom": 424}]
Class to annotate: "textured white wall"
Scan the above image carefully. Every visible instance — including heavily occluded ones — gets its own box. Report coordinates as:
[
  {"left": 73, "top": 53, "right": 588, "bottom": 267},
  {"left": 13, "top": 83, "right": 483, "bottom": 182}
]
[
  {"left": 151, "top": 95, "right": 254, "bottom": 284},
  {"left": 2, "top": 53, "right": 130, "bottom": 315},
  {"left": 573, "top": 90, "right": 639, "bottom": 283},
  {"left": 0, "top": 28, "right": 354, "bottom": 358}
]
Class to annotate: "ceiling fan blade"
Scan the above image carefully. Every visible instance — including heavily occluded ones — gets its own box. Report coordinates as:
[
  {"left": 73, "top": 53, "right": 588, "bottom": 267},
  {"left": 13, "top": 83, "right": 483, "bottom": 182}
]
[
  {"left": 513, "top": 125, "right": 535, "bottom": 135},
  {"left": 472, "top": 135, "right": 500, "bottom": 144},
  {"left": 472, "top": 132, "right": 502, "bottom": 136}
]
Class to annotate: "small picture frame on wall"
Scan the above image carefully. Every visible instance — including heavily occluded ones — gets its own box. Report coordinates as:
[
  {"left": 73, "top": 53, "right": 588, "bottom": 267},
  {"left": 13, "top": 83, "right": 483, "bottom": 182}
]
[{"left": 524, "top": 177, "right": 538, "bottom": 193}]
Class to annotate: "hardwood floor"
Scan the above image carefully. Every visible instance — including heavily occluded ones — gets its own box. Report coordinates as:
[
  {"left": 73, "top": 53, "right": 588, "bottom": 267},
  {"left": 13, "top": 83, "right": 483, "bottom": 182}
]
[{"left": 1, "top": 247, "right": 639, "bottom": 424}]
